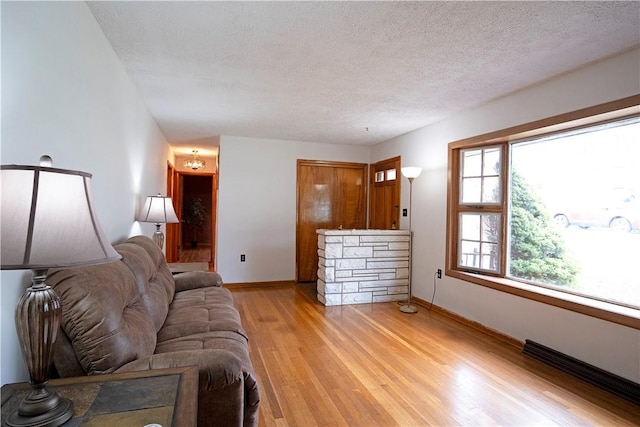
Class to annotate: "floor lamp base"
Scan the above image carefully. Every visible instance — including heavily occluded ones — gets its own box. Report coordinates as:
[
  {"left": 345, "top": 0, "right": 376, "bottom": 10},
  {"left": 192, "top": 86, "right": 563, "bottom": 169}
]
[{"left": 399, "top": 304, "right": 418, "bottom": 314}]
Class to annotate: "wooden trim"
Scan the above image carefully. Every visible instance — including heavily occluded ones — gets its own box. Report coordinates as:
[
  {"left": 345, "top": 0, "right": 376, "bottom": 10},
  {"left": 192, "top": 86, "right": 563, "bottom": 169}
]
[
  {"left": 446, "top": 96, "right": 640, "bottom": 329},
  {"left": 412, "top": 295, "right": 525, "bottom": 350},
  {"left": 446, "top": 270, "right": 640, "bottom": 330},
  {"left": 177, "top": 171, "right": 217, "bottom": 269},
  {"left": 209, "top": 173, "right": 217, "bottom": 271},
  {"left": 297, "top": 159, "right": 368, "bottom": 169},
  {"left": 224, "top": 280, "right": 297, "bottom": 289},
  {"left": 448, "top": 95, "right": 640, "bottom": 149},
  {"left": 450, "top": 143, "right": 507, "bottom": 275},
  {"left": 445, "top": 147, "right": 458, "bottom": 276},
  {"left": 166, "top": 161, "right": 179, "bottom": 262}
]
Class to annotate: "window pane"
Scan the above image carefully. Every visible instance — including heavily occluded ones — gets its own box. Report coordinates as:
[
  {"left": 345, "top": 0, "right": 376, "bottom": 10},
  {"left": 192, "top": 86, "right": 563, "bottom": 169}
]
[
  {"left": 461, "top": 177, "right": 481, "bottom": 203},
  {"left": 460, "top": 146, "right": 502, "bottom": 205},
  {"left": 386, "top": 169, "right": 396, "bottom": 181},
  {"left": 459, "top": 213, "right": 501, "bottom": 272},
  {"left": 460, "top": 241, "right": 480, "bottom": 267},
  {"left": 461, "top": 214, "right": 480, "bottom": 240},
  {"left": 462, "top": 149, "right": 482, "bottom": 177},
  {"left": 483, "top": 147, "right": 501, "bottom": 175},
  {"left": 375, "top": 171, "right": 385, "bottom": 183},
  {"left": 481, "top": 214, "right": 500, "bottom": 242},
  {"left": 481, "top": 242, "right": 498, "bottom": 270},
  {"left": 508, "top": 117, "right": 640, "bottom": 308},
  {"left": 482, "top": 176, "right": 500, "bottom": 203}
]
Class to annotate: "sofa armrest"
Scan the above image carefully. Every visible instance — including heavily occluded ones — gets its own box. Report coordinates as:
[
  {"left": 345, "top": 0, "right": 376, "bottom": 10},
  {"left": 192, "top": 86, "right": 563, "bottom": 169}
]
[
  {"left": 116, "top": 349, "right": 241, "bottom": 391},
  {"left": 173, "top": 271, "right": 223, "bottom": 292},
  {"left": 116, "top": 349, "right": 258, "bottom": 427}
]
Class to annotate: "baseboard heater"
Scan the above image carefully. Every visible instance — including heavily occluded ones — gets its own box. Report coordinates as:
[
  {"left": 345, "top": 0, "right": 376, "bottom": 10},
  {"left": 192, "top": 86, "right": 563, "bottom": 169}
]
[{"left": 522, "top": 339, "right": 640, "bottom": 405}]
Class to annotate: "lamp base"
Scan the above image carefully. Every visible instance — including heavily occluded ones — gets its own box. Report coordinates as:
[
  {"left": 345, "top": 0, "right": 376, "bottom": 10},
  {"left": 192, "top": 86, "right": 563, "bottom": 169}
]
[
  {"left": 153, "top": 223, "right": 164, "bottom": 249},
  {"left": 399, "top": 304, "right": 418, "bottom": 314},
  {"left": 6, "top": 390, "right": 73, "bottom": 427},
  {"left": 11, "top": 273, "right": 74, "bottom": 427}
]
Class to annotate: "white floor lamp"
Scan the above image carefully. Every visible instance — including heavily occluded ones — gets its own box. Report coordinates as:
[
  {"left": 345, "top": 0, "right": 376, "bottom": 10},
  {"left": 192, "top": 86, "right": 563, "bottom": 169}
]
[{"left": 399, "top": 166, "right": 422, "bottom": 314}]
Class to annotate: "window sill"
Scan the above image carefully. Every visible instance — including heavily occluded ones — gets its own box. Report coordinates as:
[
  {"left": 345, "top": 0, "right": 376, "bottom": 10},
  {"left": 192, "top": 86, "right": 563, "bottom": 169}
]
[{"left": 447, "top": 270, "right": 640, "bottom": 330}]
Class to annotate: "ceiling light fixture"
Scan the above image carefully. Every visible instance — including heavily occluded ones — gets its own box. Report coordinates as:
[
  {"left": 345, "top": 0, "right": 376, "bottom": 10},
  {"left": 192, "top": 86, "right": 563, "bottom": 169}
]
[{"left": 183, "top": 150, "right": 205, "bottom": 170}]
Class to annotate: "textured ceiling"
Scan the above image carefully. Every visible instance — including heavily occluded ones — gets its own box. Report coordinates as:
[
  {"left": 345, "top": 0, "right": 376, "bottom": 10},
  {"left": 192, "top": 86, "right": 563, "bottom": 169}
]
[{"left": 87, "top": 1, "right": 640, "bottom": 146}]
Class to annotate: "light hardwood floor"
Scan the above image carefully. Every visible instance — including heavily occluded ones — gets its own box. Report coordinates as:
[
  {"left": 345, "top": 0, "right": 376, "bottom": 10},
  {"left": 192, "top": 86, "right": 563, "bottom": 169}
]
[
  {"left": 179, "top": 246, "right": 210, "bottom": 263},
  {"left": 229, "top": 283, "right": 640, "bottom": 427}
]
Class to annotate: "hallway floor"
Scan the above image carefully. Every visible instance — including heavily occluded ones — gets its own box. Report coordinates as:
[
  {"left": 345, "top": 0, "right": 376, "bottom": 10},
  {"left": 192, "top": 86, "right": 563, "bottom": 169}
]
[{"left": 179, "top": 246, "right": 210, "bottom": 263}]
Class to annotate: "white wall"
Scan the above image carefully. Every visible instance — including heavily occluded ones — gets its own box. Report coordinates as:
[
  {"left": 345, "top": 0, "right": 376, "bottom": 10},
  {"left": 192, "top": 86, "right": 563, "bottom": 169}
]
[
  {"left": 2, "top": 1, "right": 637, "bottom": 389},
  {"left": 217, "top": 136, "right": 369, "bottom": 283},
  {"left": 1, "top": 2, "right": 171, "bottom": 384},
  {"left": 372, "top": 48, "right": 640, "bottom": 382}
]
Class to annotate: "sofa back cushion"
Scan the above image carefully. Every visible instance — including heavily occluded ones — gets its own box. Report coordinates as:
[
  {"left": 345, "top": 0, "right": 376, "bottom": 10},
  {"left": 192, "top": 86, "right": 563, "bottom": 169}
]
[
  {"left": 116, "top": 236, "right": 175, "bottom": 331},
  {"left": 47, "top": 259, "right": 157, "bottom": 375}
]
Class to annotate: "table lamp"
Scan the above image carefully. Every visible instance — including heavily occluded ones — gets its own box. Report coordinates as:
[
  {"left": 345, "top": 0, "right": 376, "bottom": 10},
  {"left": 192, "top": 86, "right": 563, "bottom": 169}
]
[
  {"left": 0, "top": 156, "right": 121, "bottom": 427},
  {"left": 138, "top": 193, "right": 180, "bottom": 249}
]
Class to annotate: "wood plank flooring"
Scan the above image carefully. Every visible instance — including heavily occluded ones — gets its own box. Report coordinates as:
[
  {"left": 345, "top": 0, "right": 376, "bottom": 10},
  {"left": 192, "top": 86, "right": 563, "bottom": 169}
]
[
  {"left": 179, "top": 246, "right": 210, "bottom": 263},
  {"left": 229, "top": 283, "right": 640, "bottom": 427}
]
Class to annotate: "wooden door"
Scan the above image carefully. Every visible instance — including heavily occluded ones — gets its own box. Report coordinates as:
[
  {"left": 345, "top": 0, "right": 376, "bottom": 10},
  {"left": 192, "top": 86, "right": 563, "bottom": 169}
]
[
  {"left": 369, "top": 157, "right": 401, "bottom": 230},
  {"left": 296, "top": 160, "right": 367, "bottom": 282}
]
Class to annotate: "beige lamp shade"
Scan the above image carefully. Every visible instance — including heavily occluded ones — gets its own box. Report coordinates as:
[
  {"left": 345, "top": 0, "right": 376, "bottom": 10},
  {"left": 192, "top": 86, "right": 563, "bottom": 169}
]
[
  {"left": 139, "top": 194, "right": 180, "bottom": 224},
  {"left": 1, "top": 164, "right": 121, "bottom": 270},
  {"left": 1, "top": 160, "right": 121, "bottom": 426}
]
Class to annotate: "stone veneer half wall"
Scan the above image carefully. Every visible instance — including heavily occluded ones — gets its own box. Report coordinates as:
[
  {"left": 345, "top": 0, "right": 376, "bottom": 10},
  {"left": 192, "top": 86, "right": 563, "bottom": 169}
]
[{"left": 316, "top": 229, "right": 410, "bottom": 306}]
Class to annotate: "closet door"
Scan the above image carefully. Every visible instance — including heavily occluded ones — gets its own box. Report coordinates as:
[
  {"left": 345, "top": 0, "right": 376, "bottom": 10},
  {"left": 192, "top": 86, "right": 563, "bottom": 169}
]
[{"left": 296, "top": 160, "right": 367, "bottom": 282}]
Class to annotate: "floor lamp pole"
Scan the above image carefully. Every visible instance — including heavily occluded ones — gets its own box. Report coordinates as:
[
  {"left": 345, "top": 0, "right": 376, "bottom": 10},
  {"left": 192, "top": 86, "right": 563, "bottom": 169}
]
[{"left": 400, "top": 176, "right": 418, "bottom": 314}]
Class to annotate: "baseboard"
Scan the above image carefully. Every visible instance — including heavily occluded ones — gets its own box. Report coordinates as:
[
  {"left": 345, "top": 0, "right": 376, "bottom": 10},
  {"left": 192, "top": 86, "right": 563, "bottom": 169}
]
[
  {"left": 523, "top": 339, "right": 640, "bottom": 405},
  {"left": 224, "top": 280, "right": 296, "bottom": 289},
  {"left": 412, "top": 296, "right": 524, "bottom": 350}
]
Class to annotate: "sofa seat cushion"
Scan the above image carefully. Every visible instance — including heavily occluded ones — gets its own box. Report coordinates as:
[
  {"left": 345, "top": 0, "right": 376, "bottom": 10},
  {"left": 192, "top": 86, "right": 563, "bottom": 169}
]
[
  {"left": 156, "top": 286, "right": 255, "bottom": 381},
  {"left": 158, "top": 287, "right": 249, "bottom": 343},
  {"left": 156, "top": 331, "right": 250, "bottom": 356}
]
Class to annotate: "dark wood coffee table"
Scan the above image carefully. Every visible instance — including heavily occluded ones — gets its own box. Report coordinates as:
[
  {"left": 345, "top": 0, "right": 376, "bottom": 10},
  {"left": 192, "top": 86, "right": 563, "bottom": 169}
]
[{"left": 1, "top": 366, "right": 198, "bottom": 426}]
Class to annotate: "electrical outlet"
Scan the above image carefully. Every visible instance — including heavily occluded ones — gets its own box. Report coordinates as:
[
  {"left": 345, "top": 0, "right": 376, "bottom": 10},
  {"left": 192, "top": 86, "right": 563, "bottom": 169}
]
[
  {"left": 437, "top": 269, "right": 442, "bottom": 279},
  {"left": 240, "top": 254, "right": 246, "bottom": 262}
]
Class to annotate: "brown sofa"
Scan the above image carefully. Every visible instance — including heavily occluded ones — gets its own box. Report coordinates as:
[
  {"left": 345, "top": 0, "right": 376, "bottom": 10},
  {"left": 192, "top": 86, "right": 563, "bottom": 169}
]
[{"left": 46, "top": 235, "right": 260, "bottom": 427}]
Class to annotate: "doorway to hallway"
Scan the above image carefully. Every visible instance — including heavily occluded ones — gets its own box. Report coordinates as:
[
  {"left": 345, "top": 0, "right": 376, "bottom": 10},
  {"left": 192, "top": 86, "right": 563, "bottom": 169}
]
[{"left": 166, "top": 166, "right": 217, "bottom": 270}]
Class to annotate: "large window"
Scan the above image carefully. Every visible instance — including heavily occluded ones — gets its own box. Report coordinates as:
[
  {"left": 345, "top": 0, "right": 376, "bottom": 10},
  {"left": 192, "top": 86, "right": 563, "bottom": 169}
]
[{"left": 447, "top": 97, "right": 640, "bottom": 328}]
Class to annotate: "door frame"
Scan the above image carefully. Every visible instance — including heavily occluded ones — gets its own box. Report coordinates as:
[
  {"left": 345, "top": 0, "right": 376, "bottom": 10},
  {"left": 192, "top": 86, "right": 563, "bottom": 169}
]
[
  {"left": 168, "top": 169, "right": 217, "bottom": 270},
  {"left": 166, "top": 162, "right": 180, "bottom": 262}
]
